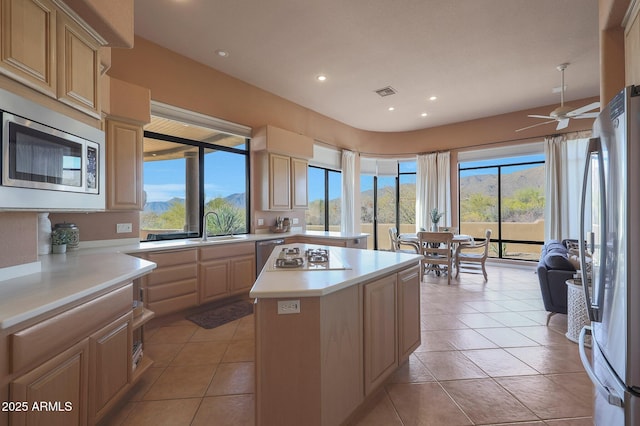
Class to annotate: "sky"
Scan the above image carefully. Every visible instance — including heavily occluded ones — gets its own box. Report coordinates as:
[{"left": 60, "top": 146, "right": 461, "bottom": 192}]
[{"left": 144, "top": 152, "right": 545, "bottom": 203}]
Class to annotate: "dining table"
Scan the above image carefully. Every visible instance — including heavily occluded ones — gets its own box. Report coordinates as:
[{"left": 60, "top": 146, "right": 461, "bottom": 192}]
[{"left": 398, "top": 232, "right": 474, "bottom": 253}]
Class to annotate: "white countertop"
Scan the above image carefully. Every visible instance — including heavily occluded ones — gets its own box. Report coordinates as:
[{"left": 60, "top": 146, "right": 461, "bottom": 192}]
[
  {"left": 0, "top": 250, "right": 156, "bottom": 330},
  {"left": 0, "top": 231, "right": 369, "bottom": 330},
  {"left": 250, "top": 243, "right": 422, "bottom": 298}
]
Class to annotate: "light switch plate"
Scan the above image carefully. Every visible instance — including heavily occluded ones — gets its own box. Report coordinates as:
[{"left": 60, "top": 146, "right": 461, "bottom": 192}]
[{"left": 116, "top": 223, "right": 132, "bottom": 233}]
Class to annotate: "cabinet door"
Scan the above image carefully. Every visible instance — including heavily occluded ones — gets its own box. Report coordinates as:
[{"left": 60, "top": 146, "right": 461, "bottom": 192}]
[
  {"left": 0, "top": 0, "right": 56, "bottom": 96},
  {"left": 89, "top": 313, "right": 131, "bottom": 424},
  {"left": 106, "top": 119, "right": 143, "bottom": 210},
  {"left": 199, "top": 259, "right": 230, "bottom": 304},
  {"left": 269, "top": 153, "right": 291, "bottom": 210},
  {"left": 291, "top": 157, "right": 308, "bottom": 209},
  {"left": 11, "top": 339, "right": 89, "bottom": 426},
  {"left": 397, "top": 265, "right": 421, "bottom": 361},
  {"left": 229, "top": 254, "right": 256, "bottom": 293},
  {"left": 56, "top": 12, "right": 99, "bottom": 117},
  {"left": 363, "top": 273, "right": 397, "bottom": 395},
  {"left": 626, "top": 5, "right": 640, "bottom": 85}
]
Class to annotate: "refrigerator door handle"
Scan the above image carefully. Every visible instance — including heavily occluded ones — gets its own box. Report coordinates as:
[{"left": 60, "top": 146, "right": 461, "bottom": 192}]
[
  {"left": 579, "top": 326, "right": 624, "bottom": 408},
  {"left": 579, "top": 137, "right": 605, "bottom": 322}
]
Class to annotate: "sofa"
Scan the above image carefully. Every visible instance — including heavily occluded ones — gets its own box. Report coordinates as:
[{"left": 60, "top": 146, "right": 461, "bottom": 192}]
[{"left": 537, "top": 239, "right": 579, "bottom": 325}]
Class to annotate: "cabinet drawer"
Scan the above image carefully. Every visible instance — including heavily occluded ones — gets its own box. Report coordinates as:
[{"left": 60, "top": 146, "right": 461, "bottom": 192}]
[
  {"left": 146, "top": 279, "right": 197, "bottom": 302},
  {"left": 11, "top": 284, "right": 132, "bottom": 373},
  {"left": 148, "top": 293, "right": 198, "bottom": 317},
  {"left": 199, "top": 242, "right": 254, "bottom": 261},
  {"left": 146, "top": 264, "right": 197, "bottom": 286},
  {"left": 146, "top": 249, "right": 197, "bottom": 267}
]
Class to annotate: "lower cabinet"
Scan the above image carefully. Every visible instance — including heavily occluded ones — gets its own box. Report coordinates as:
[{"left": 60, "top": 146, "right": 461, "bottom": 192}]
[
  {"left": 10, "top": 339, "right": 89, "bottom": 426},
  {"left": 363, "top": 273, "right": 398, "bottom": 395},
  {"left": 398, "top": 265, "right": 421, "bottom": 361},
  {"left": 199, "top": 243, "right": 256, "bottom": 304},
  {"left": 7, "top": 282, "right": 154, "bottom": 426},
  {"left": 89, "top": 313, "right": 132, "bottom": 424}
]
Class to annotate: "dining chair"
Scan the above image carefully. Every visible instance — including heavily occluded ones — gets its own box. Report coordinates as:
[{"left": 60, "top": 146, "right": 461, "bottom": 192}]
[
  {"left": 388, "top": 227, "right": 418, "bottom": 253},
  {"left": 455, "top": 229, "right": 492, "bottom": 280},
  {"left": 417, "top": 231, "right": 454, "bottom": 284}
]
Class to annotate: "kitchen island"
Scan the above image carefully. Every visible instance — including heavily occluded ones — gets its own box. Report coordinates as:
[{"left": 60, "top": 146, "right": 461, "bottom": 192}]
[{"left": 250, "top": 243, "right": 422, "bottom": 426}]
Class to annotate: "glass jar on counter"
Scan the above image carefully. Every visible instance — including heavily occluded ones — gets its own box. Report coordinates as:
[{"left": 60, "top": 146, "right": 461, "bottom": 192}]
[{"left": 53, "top": 222, "right": 80, "bottom": 250}]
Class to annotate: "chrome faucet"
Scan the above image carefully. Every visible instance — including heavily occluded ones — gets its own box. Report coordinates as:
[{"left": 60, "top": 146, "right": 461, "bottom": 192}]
[{"left": 202, "top": 211, "right": 220, "bottom": 242}]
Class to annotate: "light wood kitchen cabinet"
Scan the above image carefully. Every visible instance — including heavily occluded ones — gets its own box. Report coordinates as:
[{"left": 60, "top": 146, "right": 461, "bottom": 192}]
[
  {"left": 106, "top": 119, "right": 144, "bottom": 210},
  {"left": 626, "top": 0, "right": 640, "bottom": 85},
  {"left": 138, "top": 249, "right": 198, "bottom": 317},
  {"left": 10, "top": 339, "right": 89, "bottom": 426},
  {"left": 255, "top": 151, "right": 309, "bottom": 211},
  {"left": 88, "top": 313, "right": 132, "bottom": 424},
  {"left": 0, "top": 0, "right": 57, "bottom": 97},
  {"left": 397, "top": 265, "right": 421, "bottom": 361},
  {"left": 0, "top": 0, "right": 101, "bottom": 118},
  {"left": 199, "top": 242, "right": 256, "bottom": 304},
  {"left": 363, "top": 273, "right": 397, "bottom": 395},
  {"left": 56, "top": 11, "right": 100, "bottom": 118},
  {"left": 291, "top": 157, "right": 308, "bottom": 209}
]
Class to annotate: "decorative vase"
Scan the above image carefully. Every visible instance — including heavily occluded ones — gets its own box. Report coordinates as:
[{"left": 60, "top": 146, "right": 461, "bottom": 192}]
[
  {"left": 431, "top": 223, "right": 438, "bottom": 232},
  {"left": 38, "top": 213, "right": 52, "bottom": 255}
]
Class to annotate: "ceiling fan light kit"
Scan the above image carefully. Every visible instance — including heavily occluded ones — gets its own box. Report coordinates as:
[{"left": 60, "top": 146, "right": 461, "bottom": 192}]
[{"left": 516, "top": 63, "right": 600, "bottom": 132}]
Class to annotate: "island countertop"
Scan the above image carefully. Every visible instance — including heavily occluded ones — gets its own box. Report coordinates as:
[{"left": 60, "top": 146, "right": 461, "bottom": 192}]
[{"left": 249, "top": 243, "right": 422, "bottom": 298}]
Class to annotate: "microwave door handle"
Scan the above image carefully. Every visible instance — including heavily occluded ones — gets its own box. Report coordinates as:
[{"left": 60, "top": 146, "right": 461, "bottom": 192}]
[{"left": 580, "top": 137, "right": 604, "bottom": 322}]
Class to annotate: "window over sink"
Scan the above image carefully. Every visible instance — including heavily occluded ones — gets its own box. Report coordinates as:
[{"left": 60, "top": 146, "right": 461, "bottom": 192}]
[{"left": 140, "top": 106, "right": 250, "bottom": 241}]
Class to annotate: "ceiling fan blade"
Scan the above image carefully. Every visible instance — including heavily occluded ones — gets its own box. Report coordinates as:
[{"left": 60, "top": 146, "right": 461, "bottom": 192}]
[
  {"left": 556, "top": 118, "right": 570, "bottom": 130},
  {"left": 516, "top": 119, "right": 557, "bottom": 132},
  {"left": 567, "top": 101, "right": 600, "bottom": 116},
  {"left": 573, "top": 112, "right": 599, "bottom": 119},
  {"left": 528, "top": 114, "right": 555, "bottom": 119}
]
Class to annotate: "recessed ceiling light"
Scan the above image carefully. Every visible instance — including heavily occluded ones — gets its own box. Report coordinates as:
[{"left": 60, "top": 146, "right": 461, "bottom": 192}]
[
  {"left": 421, "top": 112, "right": 428, "bottom": 117},
  {"left": 316, "top": 74, "right": 327, "bottom": 82},
  {"left": 215, "top": 50, "right": 229, "bottom": 58},
  {"left": 388, "top": 107, "right": 395, "bottom": 111},
  {"left": 429, "top": 96, "right": 438, "bottom": 101}
]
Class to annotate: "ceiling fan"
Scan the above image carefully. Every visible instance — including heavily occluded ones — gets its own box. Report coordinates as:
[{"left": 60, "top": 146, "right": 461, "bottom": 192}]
[{"left": 516, "top": 63, "right": 600, "bottom": 132}]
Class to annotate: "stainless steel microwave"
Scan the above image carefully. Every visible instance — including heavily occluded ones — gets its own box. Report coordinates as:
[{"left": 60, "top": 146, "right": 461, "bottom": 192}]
[
  {"left": 2, "top": 113, "right": 99, "bottom": 193},
  {"left": 0, "top": 87, "right": 105, "bottom": 211}
]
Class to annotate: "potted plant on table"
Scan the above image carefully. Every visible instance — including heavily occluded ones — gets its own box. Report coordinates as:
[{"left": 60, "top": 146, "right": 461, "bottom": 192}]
[{"left": 430, "top": 208, "right": 444, "bottom": 232}]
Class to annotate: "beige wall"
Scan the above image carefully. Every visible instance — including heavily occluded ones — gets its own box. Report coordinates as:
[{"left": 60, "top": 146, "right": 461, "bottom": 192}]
[{"left": 0, "top": 213, "right": 38, "bottom": 269}]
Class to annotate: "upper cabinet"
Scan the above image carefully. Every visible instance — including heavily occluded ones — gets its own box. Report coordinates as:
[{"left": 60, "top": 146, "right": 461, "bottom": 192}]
[
  {"left": 625, "top": 0, "right": 640, "bottom": 86},
  {"left": 0, "top": 0, "right": 102, "bottom": 118},
  {"left": 56, "top": 10, "right": 100, "bottom": 117},
  {"left": 0, "top": 0, "right": 57, "bottom": 96},
  {"left": 253, "top": 125, "right": 311, "bottom": 211}
]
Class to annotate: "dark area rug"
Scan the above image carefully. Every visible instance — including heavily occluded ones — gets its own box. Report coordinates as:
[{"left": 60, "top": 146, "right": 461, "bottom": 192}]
[{"left": 187, "top": 300, "right": 254, "bottom": 329}]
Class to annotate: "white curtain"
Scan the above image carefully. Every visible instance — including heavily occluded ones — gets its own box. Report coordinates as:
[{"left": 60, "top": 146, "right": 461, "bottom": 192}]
[
  {"left": 544, "top": 132, "right": 590, "bottom": 241},
  {"left": 416, "top": 151, "right": 450, "bottom": 231},
  {"left": 341, "top": 150, "right": 356, "bottom": 233}
]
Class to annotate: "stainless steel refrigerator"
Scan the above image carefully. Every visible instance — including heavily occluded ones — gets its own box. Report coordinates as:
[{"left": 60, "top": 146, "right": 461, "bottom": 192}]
[{"left": 579, "top": 85, "right": 640, "bottom": 425}]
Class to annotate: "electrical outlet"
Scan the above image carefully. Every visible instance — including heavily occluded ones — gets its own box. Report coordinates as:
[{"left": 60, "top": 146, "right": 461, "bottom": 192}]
[
  {"left": 292, "top": 218, "right": 299, "bottom": 224},
  {"left": 116, "top": 223, "right": 132, "bottom": 233},
  {"left": 257, "top": 218, "right": 264, "bottom": 226},
  {"left": 277, "top": 300, "right": 300, "bottom": 315}
]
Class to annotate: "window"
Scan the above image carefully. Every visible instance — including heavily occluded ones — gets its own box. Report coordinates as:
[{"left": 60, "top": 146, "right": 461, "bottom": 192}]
[
  {"left": 306, "top": 165, "right": 341, "bottom": 232},
  {"left": 140, "top": 114, "right": 250, "bottom": 241},
  {"left": 360, "top": 158, "right": 415, "bottom": 250},
  {"left": 458, "top": 150, "right": 545, "bottom": 261}
]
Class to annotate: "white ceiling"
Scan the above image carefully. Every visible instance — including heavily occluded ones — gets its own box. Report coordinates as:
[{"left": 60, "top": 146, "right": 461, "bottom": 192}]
[{"left": 133, "top": 0, "right": 600, "bottom": 133}]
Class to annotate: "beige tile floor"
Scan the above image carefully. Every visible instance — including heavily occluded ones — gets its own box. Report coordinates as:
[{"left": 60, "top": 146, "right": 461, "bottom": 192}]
[{"left": 101, "top": 263, "right": 593, "bottom": 425}]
